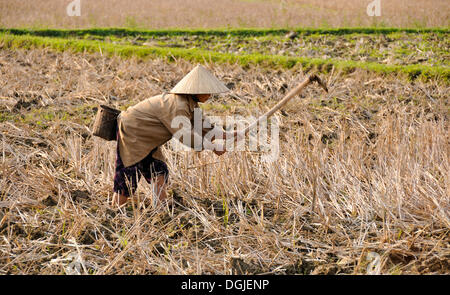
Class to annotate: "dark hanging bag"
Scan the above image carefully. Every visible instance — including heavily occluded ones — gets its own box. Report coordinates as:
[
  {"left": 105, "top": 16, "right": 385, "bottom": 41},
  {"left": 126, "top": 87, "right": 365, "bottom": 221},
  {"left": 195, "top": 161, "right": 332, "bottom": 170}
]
[{"left": 92, "top": 105, "right": 121, "bottom": 141}]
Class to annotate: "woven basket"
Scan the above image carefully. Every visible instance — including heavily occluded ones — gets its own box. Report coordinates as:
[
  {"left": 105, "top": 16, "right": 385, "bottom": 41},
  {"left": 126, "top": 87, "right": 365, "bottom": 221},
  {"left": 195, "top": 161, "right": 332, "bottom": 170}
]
[{"left": 92, "top": 105, "right": 121, "bottom": 141}]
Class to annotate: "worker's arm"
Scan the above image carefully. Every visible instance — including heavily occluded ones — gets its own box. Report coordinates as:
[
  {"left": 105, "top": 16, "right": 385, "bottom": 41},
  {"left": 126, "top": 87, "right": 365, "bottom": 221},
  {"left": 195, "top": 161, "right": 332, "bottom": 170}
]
[
  {"left": 200, "top": 116, "right": 227, "bottom": 156},
  {"left": 160, "top": 109, "right": 226, "bottom": 155}
]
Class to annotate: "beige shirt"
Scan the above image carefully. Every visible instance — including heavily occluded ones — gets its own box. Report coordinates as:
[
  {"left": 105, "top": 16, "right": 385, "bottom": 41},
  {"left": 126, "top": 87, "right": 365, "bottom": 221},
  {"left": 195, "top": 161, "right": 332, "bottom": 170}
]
[{"left": 118, "top": 93, "right": 215, "bottom": 167}]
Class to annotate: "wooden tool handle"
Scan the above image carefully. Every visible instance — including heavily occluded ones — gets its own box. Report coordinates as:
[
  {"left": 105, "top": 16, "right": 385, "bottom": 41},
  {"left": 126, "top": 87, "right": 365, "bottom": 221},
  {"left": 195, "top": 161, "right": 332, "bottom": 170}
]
[{"left": 242, "top": 74, "right": 316, "bottom": 134}]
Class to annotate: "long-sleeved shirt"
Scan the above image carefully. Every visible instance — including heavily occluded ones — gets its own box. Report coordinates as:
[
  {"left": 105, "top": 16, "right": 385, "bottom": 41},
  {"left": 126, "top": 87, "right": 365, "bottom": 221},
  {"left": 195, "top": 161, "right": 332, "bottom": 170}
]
[{"left": 117, "top": 93, "right": 216, "bottom": 167}]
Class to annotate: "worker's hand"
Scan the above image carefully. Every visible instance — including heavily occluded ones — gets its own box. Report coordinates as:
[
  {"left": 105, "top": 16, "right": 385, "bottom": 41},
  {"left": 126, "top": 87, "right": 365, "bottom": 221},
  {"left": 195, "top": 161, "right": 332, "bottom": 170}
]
[
  {"left": 213, "top": 149, "right": 226, "bottom": 156},
  {"left": 212, "top": 142, "right": 226, "bottom": 156}
]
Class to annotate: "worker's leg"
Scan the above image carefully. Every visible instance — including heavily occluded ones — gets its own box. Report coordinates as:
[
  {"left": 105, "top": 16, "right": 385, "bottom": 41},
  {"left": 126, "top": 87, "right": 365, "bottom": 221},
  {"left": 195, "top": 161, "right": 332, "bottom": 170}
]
[
  {"left": 113, "top": 150, "right": 140, "bottom": 208},
  {"left": 113, "top": 128, "right": 140, "bottom": 208},
  {"left": 153, "top": 174, "right": 168, "bottom": 203},
  {"left": 113, "top": 170, "right": 140, "bottom": 207},
  {"left": 112, "top": 192, "right": 129, "bottom": 207},
  {"left": 140, "top": 152, "right": 169, "bottom": 205}
]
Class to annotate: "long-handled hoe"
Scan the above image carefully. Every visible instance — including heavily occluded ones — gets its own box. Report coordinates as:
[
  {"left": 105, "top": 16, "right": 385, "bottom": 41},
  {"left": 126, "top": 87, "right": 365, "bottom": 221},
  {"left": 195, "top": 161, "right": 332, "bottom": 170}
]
[
  {"left": 241, "top": 72, "right": 328, "bottom": 134},
  {"left": 190, "top": 73, "right": 329, "bottom": 173}
]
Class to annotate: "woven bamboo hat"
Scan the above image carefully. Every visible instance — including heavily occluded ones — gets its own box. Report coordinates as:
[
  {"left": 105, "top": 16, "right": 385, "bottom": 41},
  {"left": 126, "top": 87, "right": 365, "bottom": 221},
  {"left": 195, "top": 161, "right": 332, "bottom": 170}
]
[{"left": 170, "top": 65, "right": 230, "bottom": 94}]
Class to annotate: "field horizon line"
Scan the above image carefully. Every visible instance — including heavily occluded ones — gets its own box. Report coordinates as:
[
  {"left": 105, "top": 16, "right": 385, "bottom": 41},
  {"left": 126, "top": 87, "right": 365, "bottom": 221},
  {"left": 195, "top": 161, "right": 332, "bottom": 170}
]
[{"left": 1, "top": 26, "right": 449, "bottom": 38}]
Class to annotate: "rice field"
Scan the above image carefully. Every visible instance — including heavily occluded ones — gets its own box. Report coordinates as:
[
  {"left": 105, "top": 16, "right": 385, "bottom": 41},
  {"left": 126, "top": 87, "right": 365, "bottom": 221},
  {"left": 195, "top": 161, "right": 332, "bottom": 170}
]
[
  {"left": 0, "top": 0, "right": 449, "bottom": 29},
  {"left": 0, "top": 0, "right": 449, "bottom": 276},
  {"left": 0, "top": 46, "right": 448, "bottom": 274}
]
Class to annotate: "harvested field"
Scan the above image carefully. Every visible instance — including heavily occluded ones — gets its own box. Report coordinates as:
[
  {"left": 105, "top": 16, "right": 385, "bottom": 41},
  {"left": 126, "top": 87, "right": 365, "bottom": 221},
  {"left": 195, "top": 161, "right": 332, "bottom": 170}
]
[
  {"left": 0, "top": 48, "right": 448, "bottom": 274},
  {"left": 0, "top": 0, "right": 449, "bottom": 29}
]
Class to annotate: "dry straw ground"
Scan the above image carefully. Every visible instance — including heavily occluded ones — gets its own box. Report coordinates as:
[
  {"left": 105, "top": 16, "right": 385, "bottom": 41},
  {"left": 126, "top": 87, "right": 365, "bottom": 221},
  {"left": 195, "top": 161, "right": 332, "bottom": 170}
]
[
  {"left": 0, "top": 0, "right": 449, "bottom": 29},
  {"left": 0, "top": 48, "right": 448, "bottom": 274}
]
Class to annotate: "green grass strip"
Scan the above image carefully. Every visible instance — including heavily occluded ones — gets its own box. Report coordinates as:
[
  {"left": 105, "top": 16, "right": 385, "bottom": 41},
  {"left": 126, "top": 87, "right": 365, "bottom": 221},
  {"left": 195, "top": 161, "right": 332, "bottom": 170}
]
[
  {"left": 1, "top": 33, "right": 448, "bottom": 82},
  {"left": 1, "top": 27, "right": 448, "bottom": 38}
]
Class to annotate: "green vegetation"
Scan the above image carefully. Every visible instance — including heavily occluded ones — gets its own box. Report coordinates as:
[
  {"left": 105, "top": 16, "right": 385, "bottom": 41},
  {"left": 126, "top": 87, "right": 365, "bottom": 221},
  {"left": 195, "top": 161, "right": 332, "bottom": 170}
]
[
  {"left": 1, "top": 32, "right": 448, "bottom": 82},
  {"left": 0, "top": 104, "right": 97, "bottom": 127},
  {"left": 1, "top": 27, "right": 448, "bottom": 38}
]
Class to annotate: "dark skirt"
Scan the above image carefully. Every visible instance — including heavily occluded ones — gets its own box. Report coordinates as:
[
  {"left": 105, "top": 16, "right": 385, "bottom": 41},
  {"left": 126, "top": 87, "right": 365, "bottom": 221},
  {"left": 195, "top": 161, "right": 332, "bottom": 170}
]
[{"left": 113, "top": 131, "right": 169, "bottom": 197}]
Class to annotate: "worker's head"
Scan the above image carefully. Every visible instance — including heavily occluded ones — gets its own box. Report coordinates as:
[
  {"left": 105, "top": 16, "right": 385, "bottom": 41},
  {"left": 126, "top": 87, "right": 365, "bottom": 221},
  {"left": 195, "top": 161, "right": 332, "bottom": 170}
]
[
  {"left": 195, "top": 94, "right": 211, "bottom": 103},
  {"left": 169, "top": 65, "right": 229, "bottom": 100}
]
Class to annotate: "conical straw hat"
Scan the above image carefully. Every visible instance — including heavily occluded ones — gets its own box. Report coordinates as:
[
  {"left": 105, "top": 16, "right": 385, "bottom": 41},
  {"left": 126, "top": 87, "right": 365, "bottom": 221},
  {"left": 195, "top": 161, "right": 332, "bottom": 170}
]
[{"left": 170, "top": 65, "right": 230, "bottom": 94}]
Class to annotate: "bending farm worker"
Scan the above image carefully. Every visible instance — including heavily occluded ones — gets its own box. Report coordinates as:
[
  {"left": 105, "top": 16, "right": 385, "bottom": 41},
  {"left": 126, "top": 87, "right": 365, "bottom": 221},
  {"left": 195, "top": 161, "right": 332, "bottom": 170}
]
[{"left": 113, "top": 65, "right": 231, "bottom": 207}]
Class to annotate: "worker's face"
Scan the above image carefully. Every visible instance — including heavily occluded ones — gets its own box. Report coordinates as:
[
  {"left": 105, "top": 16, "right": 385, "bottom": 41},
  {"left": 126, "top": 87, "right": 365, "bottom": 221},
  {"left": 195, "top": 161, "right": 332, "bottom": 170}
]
[{"left": 196, "top": 94, "right": 211, "bottom": 103}]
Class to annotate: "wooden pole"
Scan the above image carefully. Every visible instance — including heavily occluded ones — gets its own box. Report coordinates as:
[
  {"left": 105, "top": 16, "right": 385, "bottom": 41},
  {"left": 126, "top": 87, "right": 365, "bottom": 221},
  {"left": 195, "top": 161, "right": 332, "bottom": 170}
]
[{"left": 242, "top": 73, "right": 327, "bottom": 134}]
